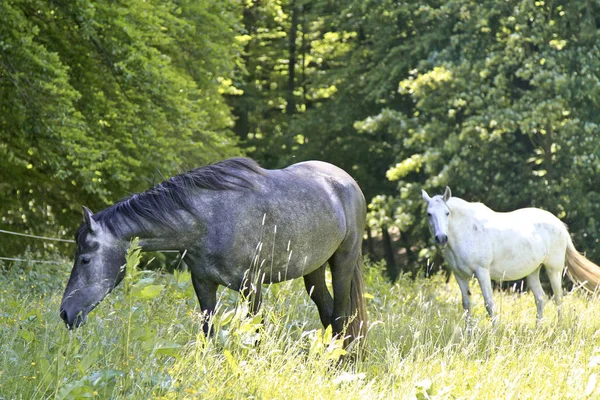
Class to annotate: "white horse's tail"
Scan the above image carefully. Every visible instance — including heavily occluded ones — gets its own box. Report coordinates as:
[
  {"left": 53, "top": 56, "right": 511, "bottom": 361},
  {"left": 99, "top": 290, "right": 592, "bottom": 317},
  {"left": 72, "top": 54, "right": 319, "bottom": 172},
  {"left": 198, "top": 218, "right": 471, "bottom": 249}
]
[{"left": 566, "top": 238, "right": 600, "bottom": 292}]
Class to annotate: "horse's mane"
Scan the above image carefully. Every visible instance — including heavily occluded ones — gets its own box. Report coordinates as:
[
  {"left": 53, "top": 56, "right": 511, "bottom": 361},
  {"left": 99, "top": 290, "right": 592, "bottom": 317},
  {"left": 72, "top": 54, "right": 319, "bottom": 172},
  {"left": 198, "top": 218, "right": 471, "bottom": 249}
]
[
  {"left": 447, "top": 196, "right": 472, "bottom": 210},
  {"left": 447, "top": 196, "right": 493, "bottom": 217},
  {"left": 81, "top": 158, "right": 264, "bottom": 238}
]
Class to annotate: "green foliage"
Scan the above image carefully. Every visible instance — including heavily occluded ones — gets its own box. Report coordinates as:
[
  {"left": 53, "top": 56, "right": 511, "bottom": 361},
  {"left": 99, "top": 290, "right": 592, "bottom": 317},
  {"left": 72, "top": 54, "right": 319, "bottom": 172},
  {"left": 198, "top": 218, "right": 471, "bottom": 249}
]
[
  {"left": 5, "top": 0, "right": 600, "bottom": 289},
  {"left": 342, "top": 0, "right": 600, "bottom": 266},
  {"left": 0, "top": 0, "right": 243, "bottom": 257},
  {"left": 223, "top": 0, "right": 600, "bottom": 275},
  {"left": 225, "top": 0, "right": 399, "bottom": 205}
]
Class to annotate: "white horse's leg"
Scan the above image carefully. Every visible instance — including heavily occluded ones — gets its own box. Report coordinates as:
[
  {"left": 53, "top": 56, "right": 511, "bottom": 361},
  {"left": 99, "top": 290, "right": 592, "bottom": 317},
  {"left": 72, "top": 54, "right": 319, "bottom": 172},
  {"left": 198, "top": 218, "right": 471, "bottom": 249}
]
[
  {"left": 526, "top": 267, "right": 545, "bottom": 323},
  {"left": 546, "top": 268, "right": 564, "bottom": 321},
  {"left": 454, "top": 273, "right": 472, "bottom": 317},
  {"left": 474, "top": 267, "right": 495, "bottom": 321}
]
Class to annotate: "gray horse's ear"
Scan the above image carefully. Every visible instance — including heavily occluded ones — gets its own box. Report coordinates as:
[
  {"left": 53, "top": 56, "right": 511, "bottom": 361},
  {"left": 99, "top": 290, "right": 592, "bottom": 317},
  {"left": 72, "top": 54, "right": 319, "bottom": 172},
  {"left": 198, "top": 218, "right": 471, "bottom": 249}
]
[
  {"left": 82, "top": 206, "right": 98, "bottom": 232},
  {"left": 443, "top": 186, "right": 452, "bottom": 202},
  {"left": 421, "top": 189, "right": 431, "bottom": 202}
]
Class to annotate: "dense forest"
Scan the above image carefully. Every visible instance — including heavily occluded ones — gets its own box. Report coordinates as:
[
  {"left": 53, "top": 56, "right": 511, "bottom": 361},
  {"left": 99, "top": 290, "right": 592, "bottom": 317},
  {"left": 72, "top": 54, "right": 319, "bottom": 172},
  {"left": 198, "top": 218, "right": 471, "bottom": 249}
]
[{"left": 3, "top": 0, "right": 600, "bottom": 280}]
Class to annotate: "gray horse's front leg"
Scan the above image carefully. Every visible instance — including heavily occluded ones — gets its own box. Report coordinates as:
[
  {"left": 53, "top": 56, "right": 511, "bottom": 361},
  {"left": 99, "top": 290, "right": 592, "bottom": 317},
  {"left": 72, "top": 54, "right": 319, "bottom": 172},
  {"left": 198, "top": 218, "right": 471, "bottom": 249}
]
[
  {"left": 474, "top": 267, "right": 496, "bottom": 322},
  {"left": 191, "top": 275, "right": 219, "bottom": 336}
]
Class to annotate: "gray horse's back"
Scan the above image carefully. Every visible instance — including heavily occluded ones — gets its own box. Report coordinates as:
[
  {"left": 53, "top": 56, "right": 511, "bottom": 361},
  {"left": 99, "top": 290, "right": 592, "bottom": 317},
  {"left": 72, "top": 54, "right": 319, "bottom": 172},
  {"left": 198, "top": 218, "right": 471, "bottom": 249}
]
[
  {"left": 194, "top": 160, "right": 366, "bottom": 287},
  {"left": 284, "top": 160, "right": 367, "bottom": 226}
]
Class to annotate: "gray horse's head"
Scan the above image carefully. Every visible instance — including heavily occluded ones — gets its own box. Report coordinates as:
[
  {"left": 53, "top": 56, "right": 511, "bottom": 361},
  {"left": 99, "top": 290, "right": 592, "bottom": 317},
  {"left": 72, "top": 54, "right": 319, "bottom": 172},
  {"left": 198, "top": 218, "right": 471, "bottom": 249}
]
[
  {"left": 60, "top": 206, "right": 127, "bottom": 329},
  {"left": 422, "top": 186, "right": 452, "bottom": 248}
]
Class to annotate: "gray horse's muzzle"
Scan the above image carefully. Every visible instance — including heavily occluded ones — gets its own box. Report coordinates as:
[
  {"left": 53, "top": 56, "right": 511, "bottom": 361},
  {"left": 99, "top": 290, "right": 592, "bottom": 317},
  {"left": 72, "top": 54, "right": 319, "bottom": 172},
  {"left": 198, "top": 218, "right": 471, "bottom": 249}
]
[
  {"left": 59, "top": 283, "right": 110, "bottom": 329},
  {"left": 60, "top": 307, "right": 87, "bottom": 329}
]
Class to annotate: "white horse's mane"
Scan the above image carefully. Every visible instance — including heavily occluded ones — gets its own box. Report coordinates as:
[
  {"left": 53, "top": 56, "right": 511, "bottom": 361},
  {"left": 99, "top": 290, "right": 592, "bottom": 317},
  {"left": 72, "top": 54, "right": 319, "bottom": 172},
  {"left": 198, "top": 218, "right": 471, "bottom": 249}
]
[{"left": 447, "top": 196, "right": 492, "bottom": 217}]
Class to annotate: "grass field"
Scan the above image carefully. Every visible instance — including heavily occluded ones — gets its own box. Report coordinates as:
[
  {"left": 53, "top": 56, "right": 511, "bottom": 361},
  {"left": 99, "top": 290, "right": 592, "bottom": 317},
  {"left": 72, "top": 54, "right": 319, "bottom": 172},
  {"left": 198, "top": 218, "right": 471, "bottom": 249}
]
[{"left": 2, "top": 249, "right": 600, "bottom": 399}]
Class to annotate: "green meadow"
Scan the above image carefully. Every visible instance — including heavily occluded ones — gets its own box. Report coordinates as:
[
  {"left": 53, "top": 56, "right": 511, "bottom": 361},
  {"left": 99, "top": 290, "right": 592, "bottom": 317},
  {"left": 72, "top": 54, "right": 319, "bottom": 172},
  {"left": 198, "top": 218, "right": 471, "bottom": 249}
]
[{"left": 2, "top": 248, "right": 600, "bottom": 399}]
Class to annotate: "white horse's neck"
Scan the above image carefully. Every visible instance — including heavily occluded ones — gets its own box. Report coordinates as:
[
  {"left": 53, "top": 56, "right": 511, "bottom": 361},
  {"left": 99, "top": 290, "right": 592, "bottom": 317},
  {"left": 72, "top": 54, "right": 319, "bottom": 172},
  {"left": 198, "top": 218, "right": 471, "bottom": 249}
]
[
  {"left": 444, "top": 197, "right": 493, "bottom": 245},
  {"left": 448, "top": 197, "right": 491, "bottom": 218}
]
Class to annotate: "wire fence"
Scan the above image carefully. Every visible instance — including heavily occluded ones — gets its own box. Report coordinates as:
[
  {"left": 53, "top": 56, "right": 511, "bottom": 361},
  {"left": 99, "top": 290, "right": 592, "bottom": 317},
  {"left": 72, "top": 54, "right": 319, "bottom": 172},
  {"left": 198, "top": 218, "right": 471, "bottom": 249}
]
[
  {"left": 0, "top": 256, "right": 66, "bottom": 265},
  {"left": 0, "top": 228, "right": 74, "bottom": 265},
  {"left": 0, "top": 228, "right": 75, "bottom": 243},
  {"left": 0, "top": 228, "right": 180, "bottom": 265}
]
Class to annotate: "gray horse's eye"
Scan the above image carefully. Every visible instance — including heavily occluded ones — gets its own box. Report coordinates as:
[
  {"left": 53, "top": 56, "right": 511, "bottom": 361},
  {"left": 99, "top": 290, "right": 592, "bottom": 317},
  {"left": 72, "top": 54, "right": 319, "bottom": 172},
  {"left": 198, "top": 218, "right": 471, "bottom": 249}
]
[{"left": 81, "top": 256, "right": 91, "bottom": 265}]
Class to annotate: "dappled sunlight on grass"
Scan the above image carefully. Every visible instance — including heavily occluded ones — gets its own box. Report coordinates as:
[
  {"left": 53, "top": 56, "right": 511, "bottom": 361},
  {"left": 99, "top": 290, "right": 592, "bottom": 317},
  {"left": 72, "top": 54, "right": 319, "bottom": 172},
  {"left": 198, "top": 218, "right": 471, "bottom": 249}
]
[{"left": 3, "top": 254, "right": 600, "bottom": 398}]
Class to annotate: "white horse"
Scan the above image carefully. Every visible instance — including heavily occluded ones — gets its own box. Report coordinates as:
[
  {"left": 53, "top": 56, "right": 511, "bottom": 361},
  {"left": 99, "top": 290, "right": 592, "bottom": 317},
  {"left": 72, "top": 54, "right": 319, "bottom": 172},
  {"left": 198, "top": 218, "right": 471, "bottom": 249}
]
[{"left": 422, "top": 186, "right": 600, "bottom": 322}]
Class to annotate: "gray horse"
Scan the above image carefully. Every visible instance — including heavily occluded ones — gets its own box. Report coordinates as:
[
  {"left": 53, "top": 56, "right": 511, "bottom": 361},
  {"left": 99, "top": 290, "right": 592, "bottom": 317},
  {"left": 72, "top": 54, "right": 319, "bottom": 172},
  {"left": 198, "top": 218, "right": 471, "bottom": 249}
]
[{"left": 60, "top": 158, "right": 367, "bottom": 346}]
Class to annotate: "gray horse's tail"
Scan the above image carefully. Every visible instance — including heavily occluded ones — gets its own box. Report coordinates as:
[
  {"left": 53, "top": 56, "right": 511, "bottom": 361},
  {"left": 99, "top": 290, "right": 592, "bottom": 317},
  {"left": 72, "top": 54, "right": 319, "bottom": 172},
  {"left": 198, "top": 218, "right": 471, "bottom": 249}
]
[
  {"left": 348, "top": 250, "right": 368, "bottom": 346},
  {"left": 566, "top": 238, "right": 600, "bottom": 292}
]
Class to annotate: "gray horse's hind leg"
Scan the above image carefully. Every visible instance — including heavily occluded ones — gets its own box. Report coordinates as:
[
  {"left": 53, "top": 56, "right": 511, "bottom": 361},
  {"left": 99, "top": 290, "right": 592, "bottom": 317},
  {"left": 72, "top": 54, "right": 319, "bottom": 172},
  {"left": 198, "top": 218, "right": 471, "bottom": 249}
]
[
  {"left": 526, "top": 267, "right": 546, "bottom": 323},
  {"left": 328, "top": 244, "right": 360, "bottom": 342},
  {"left": 303, "top": 264, "right": 333, "bottom": 328},
  {"left": 191, "top": 275, "right": 219, "bottom": 336}
]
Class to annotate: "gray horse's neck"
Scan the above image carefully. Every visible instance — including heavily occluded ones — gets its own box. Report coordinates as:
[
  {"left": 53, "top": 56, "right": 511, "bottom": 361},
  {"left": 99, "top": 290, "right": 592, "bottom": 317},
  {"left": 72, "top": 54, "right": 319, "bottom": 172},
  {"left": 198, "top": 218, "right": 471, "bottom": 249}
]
[{"left": 113, "top": 213, "right": 199, "bottom": 252}]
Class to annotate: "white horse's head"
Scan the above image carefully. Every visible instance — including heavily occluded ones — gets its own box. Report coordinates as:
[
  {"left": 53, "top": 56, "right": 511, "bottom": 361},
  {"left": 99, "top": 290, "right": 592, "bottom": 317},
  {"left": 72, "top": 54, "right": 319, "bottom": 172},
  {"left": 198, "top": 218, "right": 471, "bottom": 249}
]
[{"left": 422, "top": 186, "right": 452, "bottom": 247}]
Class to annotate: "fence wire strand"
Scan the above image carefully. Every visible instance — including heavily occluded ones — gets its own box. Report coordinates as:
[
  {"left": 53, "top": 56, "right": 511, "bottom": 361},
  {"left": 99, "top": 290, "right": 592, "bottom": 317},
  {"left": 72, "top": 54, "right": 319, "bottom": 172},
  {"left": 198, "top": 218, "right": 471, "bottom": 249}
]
[
  {"left": 0, "top": 228, "right": 180, "bottom": 265},
  {"left": 0, "top": 229, "right": 75, "bottom": 243},
  {"left": 0, "top": 256, "right": 65, "bottom": 265}
]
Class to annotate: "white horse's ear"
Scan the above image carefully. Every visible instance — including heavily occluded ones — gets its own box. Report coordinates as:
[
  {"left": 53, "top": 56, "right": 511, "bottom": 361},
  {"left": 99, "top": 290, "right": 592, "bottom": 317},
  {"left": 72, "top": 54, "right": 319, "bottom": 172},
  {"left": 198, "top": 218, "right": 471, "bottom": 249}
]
[
  {"left": 422, "top": 189, "right": 432, "bottom": 202},
  {"left": 82, "top": 206, "right": 99, "bottom": 232},
  {"left": 443, "top": 186, "right": 452, "bottom": 202}
]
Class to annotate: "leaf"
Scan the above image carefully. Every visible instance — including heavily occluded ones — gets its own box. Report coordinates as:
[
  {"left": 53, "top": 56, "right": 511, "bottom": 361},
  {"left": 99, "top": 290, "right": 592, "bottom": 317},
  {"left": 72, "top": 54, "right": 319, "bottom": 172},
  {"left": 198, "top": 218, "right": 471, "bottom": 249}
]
[
  {"left": 218, "top": 309, "right": 235, "bottom": 327},
  {"left": 18, "top": 328, "right": 34, "bottom": 342},
  {"left": 77, "top": 347, "right": 101, "bottom": 375},
  {"left": 585, "top": 373, "right": 597, "bottom": 397},
  {"left": 323, "top": 324, "right": 333, "bottom": 343},
  {"left": 39, "top": 358, "right": 53, "bottom": 386},
  {"left": 154, "top": 341, "right": 183, "bottom": 358},
  {"left": 133, "top": 284, "right": 165, "bottom": 301},
  {"left": 223, "top": 349, "right": 239, "bottom": 374},
  {"left": 89, "top": 369, "right": 125, "bottom": 387}
]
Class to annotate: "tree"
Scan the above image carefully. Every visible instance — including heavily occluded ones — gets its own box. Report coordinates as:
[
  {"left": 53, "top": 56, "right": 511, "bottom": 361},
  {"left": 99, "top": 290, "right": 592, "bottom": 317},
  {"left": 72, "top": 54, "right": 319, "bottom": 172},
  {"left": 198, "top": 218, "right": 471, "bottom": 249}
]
[
  {"left": 369, "top": 0, "right": 600, "bottom": 268},
  {"left": 0, "top": 0, "right": 243, "bottom": 256}
]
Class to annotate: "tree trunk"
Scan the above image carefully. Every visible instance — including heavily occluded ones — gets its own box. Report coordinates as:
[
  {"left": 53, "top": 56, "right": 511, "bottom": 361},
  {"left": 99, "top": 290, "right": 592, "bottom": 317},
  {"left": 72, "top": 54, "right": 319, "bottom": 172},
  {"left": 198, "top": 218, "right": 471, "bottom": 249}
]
[
  {"left": 398, "top": 233, "right": 416, "bottom": 276},
  {"left": 364, "top": 228, "right": 376, "bottom": 258},
  {"left": 231, "top": 2, "right": 256, "bottom": 140},
  {"left": 286, "top": 0, "right": 298, "bottom": 116},
  {"left": 300, "top": 2, "right": 307, "bottom": 105},
  {"left": 382, "top": 226, "right": 398, "bottom": 281}
]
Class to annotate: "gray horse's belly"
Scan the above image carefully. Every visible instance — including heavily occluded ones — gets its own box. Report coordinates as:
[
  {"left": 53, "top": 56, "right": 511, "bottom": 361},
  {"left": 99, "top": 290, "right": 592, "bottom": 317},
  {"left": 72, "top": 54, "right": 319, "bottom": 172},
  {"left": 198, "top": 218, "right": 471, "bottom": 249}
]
[
  {"left": 240, "top": 218, "right": 345, "bottom": 284},
  {"left": 202, "top": 195, "right": 347, "bottom": 286}
]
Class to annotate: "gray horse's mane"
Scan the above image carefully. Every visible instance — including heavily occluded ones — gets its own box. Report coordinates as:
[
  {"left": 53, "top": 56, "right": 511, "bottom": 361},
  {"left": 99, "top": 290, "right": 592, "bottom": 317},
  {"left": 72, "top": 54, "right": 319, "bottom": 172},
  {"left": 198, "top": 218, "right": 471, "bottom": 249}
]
[{"left": 78, "top": 158, "right": 264, "bottom": 239}]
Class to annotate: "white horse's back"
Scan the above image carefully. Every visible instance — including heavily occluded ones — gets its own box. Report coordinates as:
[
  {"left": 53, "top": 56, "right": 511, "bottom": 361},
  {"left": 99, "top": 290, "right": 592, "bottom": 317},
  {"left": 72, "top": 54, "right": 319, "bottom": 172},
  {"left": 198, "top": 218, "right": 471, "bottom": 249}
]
[
  {"left": 446, "top": 198, "right": 569, "bottom": 281},
  {"left": 423, "top": 187, "right": 600, "bottom": 323}
]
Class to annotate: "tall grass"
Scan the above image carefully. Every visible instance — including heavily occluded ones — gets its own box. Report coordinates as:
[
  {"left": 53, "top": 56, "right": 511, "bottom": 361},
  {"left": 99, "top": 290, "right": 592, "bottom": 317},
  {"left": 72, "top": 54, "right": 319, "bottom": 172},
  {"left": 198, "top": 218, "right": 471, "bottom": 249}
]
[{"left": 2, "top": 251, "right": 600, "bottom": 399}]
